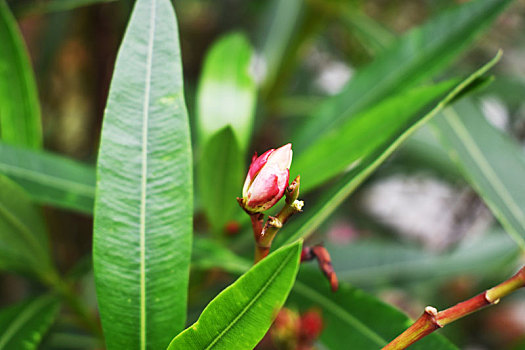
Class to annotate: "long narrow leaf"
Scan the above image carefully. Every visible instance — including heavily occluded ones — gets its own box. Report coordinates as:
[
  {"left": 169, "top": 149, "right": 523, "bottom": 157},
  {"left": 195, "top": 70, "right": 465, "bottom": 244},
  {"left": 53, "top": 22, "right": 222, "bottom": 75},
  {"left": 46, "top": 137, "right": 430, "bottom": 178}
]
[
  {"left": 0, "top": 0, "right": 42, "bottom": 148},
  {"left": 295, "top": 0, "right": 513, "bottom": 150},
  {"left": 432, "top": 99, "right": 525, "bottom": 249},
  {"left": 280, "top": 53, "right": 501, "bottom": 246},
  {"left": 0, "top": 295, "right": 60, "bottom": 350},
  {"left": 331, "top": 233, "right": 518, "bottom": 287},
  {"left": 93, "top": 0, "right": 192, "bottom": 348},
  {"left": 257, "top": 0, "right": 303, "bottom": 91},
  {"left": 0, "top": 142, "right": 95, "bottom": 214},
  {"left": 196, "top": 33, "right": 256, "bottom": 234},
  {"left": 168, "top": 241, "right": 302, "bottom": 350},
  {"left": 293, "top": 79, "right": 458, "bottom": 192},
  {"left": 191, "top": 232, "right": 517, "bottom": 287},
  {"left": 198, "top": 127, "right": 243, "bottom": 235}
]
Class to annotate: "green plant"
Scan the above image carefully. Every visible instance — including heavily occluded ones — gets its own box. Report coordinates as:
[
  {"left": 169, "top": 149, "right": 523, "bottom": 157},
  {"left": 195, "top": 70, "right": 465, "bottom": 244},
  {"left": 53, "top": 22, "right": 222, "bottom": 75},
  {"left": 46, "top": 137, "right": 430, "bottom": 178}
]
[{"left": 1, "top": 0, "right": 525, "bottom": 349}]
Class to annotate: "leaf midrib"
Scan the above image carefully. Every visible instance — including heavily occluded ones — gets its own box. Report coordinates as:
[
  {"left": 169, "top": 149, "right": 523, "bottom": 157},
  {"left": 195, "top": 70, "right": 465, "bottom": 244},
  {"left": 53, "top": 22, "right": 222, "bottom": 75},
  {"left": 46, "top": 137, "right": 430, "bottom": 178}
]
[
  {"left": 139, "top": 1, "right": 157, "bottom": 348},
  {"left": 203, "top": 248, "right": 296, "bottom": 349}
]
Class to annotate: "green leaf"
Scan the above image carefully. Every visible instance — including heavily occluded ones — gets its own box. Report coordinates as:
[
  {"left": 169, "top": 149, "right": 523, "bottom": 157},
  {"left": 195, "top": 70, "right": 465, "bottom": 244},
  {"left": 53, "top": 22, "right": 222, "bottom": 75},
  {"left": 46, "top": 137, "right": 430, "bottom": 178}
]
[
  {"left": 196, "top": 33, "right": 256, "bottom": 233},
  {"left": 280, "top": 53, "right": 501, "bottom": 246},
  {"left": 295, "top": 0, "right": 513, "bottom": 149},
  {"left": 168, "top": 241, "right": 302, "bottom": 350},
  {"left": 432, "top": 99, "right": 525, "bottom": 249},
  {"left": 293, "top": 79, "right": 458, "bottom": 192},
  {"left": 0, "top": 0, "right": 42, "bottom": 149},
  {"left": 290, "top": 270, "right": 457, "bottom": 350},
  {"left": 0, "top": 173, "right": 54, "bottom": 279},
  {"left": 330, "top": 233, "right": 519, "bottom": 287},
  {"left": 0, "top": 142, "right": 95, "bottom": 214},
  {"left": 92, "top": 0, "right": 192, "bottom": 349},
  {"left": 257, "top": 0, "right": 303, "bottom": 91},
  {"left": 198, "top": 127, "right": 244, "bottom": 235},
  {"left": 0, "top": 295, "right": 60, "bottom": 350},
  {"left": 196, "top": 32, "right": 256, "bottom": 153}
]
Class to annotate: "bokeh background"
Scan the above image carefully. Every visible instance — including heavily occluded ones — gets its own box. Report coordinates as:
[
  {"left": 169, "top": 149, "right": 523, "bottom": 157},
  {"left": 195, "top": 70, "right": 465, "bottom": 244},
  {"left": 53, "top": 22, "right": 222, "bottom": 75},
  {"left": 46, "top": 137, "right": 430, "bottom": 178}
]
[{"left": 1, "top": 0, "right": 525, "bottom": 349}]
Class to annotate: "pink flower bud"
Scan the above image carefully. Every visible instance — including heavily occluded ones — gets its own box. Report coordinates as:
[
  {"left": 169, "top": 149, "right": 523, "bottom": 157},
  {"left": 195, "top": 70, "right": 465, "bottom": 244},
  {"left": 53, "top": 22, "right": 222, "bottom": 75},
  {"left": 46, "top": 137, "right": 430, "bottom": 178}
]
[{"left": 242, "top": 143, "right": 292, "bottom": 213}]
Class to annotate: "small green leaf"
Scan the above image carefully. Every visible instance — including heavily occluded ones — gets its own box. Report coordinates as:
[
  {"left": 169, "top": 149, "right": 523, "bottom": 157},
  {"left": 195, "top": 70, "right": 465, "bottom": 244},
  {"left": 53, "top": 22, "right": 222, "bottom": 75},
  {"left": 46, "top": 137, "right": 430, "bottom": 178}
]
[
  {"left": 0, "top": 173, "right": 54, "bottom": 279},
  {"left": 0, "top": 0, "right": 42, "bottom": 149},
  {"left": 168, "top": 241, "right": 302, "bottom": 350},
  {"left": 295, "top": 0, "right": 513, "bottom": 149},
  {"left": 279, "top": 53, "right": 501, "bottom": 246},
  {"left": 0, "top": 142, "right": 95, "bottom": 214},
  {"left": 432, "top": 99, "right": 525, "bottom": 249},
  {"left": 290, "top": 270, "right": 457, "bottom": 350},
  {"left": 257, "top": 0, "right": 303, "bottom": 90},
  {"left": 197, "top": 32, "right": 256, "bottom": 153},
  {"left": 93, "top": 0, "right": 192, "bottom": 349},
  {"left": 196, "top": 33, "right": 256, "bottom": 233},
  {"left": 198, "top": 127, "right": 243, "bottom": 235},
  {"left": 0, "top": 295, "right": 60, "bottom": 350}
]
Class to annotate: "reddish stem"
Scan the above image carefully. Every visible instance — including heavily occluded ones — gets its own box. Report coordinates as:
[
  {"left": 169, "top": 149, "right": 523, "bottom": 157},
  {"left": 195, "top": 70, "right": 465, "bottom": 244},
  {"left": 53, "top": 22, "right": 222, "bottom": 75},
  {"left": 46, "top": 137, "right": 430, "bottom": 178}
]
[
  {"left": 251, "top": 176, "right": 303, "bottom": 264},
  {"left": 383, "top": 307, "right": 440, "bottom": 350},
  {"left": 383, "top": 266, "right": 525, "bottom": 350},
  {"left": 250, "top": 213, "right": 264, "bottom": 241},
  {"left": 301, "top": 245, "right": 339, "bottom": 292}
]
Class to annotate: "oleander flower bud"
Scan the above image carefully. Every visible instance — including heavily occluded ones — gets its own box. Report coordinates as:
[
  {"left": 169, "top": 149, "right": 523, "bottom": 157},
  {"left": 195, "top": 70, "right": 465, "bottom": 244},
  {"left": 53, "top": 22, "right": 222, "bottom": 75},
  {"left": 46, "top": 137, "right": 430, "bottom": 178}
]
[{"left": 241, "top": 143, "right": 292, "bottom": 213}]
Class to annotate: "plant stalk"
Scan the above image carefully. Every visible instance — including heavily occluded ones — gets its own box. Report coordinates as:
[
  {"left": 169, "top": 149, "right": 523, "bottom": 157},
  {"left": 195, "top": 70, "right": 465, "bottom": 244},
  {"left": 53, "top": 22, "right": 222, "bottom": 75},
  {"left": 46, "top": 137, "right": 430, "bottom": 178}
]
[
  {"left": 383, "top": 266, "right": 525, "bottom": 350},
  {"left": 253, "top": 176, "right": 303, "bottom": 264}
]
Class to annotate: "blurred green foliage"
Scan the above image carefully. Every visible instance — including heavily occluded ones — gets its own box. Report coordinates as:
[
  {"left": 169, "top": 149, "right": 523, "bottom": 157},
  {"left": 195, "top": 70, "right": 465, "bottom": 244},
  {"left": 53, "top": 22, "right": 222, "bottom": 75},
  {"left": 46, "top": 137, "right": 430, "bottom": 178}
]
[{"left": 0, "top": 0, "right": 524, "bottom": 349}]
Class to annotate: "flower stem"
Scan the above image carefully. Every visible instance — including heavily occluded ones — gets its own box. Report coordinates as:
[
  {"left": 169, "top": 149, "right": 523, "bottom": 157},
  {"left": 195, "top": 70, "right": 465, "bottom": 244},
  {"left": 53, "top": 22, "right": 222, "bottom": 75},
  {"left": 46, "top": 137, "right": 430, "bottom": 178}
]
[
  {"left": 253, "top": 176, "right": 303, "bottom": 264},
  {"left": 383, "top": 266, "right": 525, "bottom": 350},
  {"left": 301, "top": 245, "right": 339, "bottom": 291}
]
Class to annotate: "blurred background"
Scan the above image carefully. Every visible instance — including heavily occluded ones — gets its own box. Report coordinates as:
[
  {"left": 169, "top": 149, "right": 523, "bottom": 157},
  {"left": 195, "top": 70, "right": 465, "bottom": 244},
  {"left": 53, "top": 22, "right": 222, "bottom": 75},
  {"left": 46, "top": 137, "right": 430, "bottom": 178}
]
[{"left": 1, "top": 0, "right": 525, "bottom": 349}]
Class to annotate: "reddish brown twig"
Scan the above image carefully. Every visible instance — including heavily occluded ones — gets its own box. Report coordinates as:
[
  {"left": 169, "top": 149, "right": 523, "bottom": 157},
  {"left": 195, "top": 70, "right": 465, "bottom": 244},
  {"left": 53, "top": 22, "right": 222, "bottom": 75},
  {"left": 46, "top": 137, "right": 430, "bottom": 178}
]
[
  {"left": 383, "top": 266, "right": 525, "bottom": 350},
  {"left": 301, "top": 245, "right": 339, "bottom": 292},
  {"left": 252, "top": 176, "right": 303, "bottom": 264}
]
